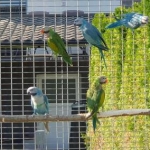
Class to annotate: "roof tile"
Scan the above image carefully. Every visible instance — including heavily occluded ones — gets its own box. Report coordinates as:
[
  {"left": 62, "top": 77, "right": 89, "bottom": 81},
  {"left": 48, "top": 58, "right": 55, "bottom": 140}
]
[{"left": 0, "top": 14, "right": 94, "bottom": 46}]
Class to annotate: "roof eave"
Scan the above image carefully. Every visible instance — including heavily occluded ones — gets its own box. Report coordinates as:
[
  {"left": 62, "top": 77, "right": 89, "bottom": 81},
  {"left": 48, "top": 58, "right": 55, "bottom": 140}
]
[{"left": 0, "top": 39, "right": 88, "bottom": 48}]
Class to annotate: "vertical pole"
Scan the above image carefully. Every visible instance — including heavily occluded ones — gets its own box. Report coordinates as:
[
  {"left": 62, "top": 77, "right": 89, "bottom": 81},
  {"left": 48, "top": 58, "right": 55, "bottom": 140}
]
[{"left": 35, "top": 130, "right": 46, "bottom": 150}]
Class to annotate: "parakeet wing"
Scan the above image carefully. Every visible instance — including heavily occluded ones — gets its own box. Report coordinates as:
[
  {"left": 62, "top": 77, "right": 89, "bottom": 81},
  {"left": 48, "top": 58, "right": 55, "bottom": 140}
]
[
  {"left": 49, "top": 31, "right": 73, "bottom": 66},
  {"left": 84, "top": 25, "right": 108, "bottom": 49},
  {"left": 90, "top": 25, "right": 108, "bottom": 48},
  {"left": 95, "top": 88, "right": 105, "bottom": 108},
  {"left": 87, "top": 79, "right": 100, "bottom": 110},
  {"left": 87, "top": 85, "right": 96, "bottom": 111},
  {"left": 87, "top": 78, "right": 105, "bottom": 113},
  {"left": 43, "top": 95, "right": 49, "bottom": 112},
  {"left": 90, "top": 89, "right": 105, "bottom": 113},
  {"left": 87, "top": 88, "right": 104, "bottom": 133},
  {"left": 122, "top": 13, "right": 137, "bottom": 18},
  {"left": 47, "top": 39, "right": 59, "bottom": 55},
  {"left": 50, "top": 32, "right": 67, "bottom": 55},
  {"left": 87, "top": 97, "right": 95, "bottom": 110}
]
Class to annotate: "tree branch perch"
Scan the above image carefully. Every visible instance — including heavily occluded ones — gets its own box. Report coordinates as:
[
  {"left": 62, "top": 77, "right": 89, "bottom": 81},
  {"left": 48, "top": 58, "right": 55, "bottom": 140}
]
[{"left": 0, "top": 109, "right": 150, "bottom": 123}]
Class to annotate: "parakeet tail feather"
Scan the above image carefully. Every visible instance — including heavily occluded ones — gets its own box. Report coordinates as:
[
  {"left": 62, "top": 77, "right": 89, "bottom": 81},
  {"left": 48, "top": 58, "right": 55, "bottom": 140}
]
[
  {"left": 44, "top": 122, "right": 50, "bottom": 132},
  {"left": 92, "top": 114, "right": 100, "bottom": 133},
  {"left": 99, "top": 48, "right": 107, "bottom": 69},
  {"left": 86, "top": 110, "right": 95, "bottom": 119},
  {"left": 63, "top": 55, "right": 73, "bottom": 66},
  {"left": 105, "top": 21, "right": 122, "bottom": 29}
]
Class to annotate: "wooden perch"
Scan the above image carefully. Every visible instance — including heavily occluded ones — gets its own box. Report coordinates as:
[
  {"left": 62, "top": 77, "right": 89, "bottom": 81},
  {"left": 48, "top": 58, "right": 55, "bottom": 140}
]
[{"left": 0, "top": 109, "right": 150, "bottom": 123}]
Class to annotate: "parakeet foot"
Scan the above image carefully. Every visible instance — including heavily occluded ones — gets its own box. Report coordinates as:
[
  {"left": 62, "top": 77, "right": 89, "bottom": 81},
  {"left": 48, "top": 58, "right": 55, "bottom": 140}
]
[
  {"left": 44, "top": 113, "right": 49, "bottom": 116},
  {"left": 32, "top": 113, "right": 36, "bottom": 117}
]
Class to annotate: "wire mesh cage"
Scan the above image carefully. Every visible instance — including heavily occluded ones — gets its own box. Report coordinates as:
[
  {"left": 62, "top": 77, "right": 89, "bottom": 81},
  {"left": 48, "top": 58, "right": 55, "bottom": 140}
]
[{"left": 0, "top": 0, "right": 150, "bottom": 150}]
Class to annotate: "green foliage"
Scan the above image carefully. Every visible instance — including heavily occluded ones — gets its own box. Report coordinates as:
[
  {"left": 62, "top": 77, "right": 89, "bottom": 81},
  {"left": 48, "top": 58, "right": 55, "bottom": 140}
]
[{"left": 85, "top": 0, "right": 150, "bottom": 149}]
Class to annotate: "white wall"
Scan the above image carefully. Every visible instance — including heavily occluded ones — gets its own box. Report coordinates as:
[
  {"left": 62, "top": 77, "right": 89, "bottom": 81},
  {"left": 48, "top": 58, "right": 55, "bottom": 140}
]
[{"left": 27, "top": 0, "right": 121, "bottom": 14}]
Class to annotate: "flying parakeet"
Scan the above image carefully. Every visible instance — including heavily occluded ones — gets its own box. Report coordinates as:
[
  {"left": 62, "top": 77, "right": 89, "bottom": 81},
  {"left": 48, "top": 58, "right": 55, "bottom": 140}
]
[
  {"left": 41, "top": 27, "right": 73, "bottom": 66},
  {"left": 105, "top": 13, "right": 149, "bottom": 30},
  {"left": 86, "top": 76, "right": 107, "bottom": 133},
  {"left": 27, "top": 86, "right": 50, "bottom": 132},
  {"left": 74, "top": 18, "right": 109, "bottom": 68}
]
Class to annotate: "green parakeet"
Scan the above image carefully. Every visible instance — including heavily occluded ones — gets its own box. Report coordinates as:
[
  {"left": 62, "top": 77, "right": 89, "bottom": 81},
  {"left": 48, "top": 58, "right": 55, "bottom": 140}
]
[
  {"left": 87, "top": 76, "right": 107, "bottom": 133},
  {"left": 41, "top": 27, "right": 73, "bottom": 66}
]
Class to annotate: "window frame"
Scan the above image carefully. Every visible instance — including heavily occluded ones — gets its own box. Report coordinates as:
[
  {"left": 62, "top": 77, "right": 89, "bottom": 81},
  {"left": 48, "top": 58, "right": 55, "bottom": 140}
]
[{"left": 36, "top": 74, "right": 81, "bottom": 103}]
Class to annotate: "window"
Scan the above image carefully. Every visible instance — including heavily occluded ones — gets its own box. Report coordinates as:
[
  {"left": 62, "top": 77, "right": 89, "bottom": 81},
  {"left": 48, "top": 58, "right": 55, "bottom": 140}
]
[
  {"left": 36, "top": 74, "right": 81, "bottom": 103},
  {"left": 1, "top": 48, "right": 26, "bottom": 61},
  {"left": 0, "top": 0, "right": 26, "bottom": 14},
  {"left": 36, "top": 74, "right": 81, "bottom": 149}
]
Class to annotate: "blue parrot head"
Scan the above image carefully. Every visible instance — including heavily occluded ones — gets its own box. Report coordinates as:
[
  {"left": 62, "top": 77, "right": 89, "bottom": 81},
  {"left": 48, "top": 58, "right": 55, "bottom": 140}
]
[
  {"left": 27, "top": 86, "right": 43, "bottom": 96},
  {"left": 132, "top": 13, "right": 149, "bottom": 25},
  {"left": 74, "top": 18, "right": 85, "bottom": 26}
]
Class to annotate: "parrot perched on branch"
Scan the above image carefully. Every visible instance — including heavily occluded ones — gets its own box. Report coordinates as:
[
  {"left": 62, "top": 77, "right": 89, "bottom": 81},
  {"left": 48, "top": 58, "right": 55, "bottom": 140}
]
[
  {"left": 86, "top": 76, "right": 107, "bottom": 133},
  {"left": 27, "top": 86, "right": 50, "bottom": 132},
  {"left": 74, "top": 18, "right": 109, "bottom": 68},
  {"left": 105, "top": 13, "right": 149, "bottom": 30},
  {"left": 41, "top": 27, "right": 73, "bottom": 66}
]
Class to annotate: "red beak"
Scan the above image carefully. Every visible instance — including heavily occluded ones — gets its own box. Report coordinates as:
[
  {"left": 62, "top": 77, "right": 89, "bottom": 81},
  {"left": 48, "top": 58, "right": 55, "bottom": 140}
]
[
  {"left": 40, "top": 29, "right": 44, "bottom": 34},
  {"left": 105, "top": 79, "right": 108, "bottom": 83}
]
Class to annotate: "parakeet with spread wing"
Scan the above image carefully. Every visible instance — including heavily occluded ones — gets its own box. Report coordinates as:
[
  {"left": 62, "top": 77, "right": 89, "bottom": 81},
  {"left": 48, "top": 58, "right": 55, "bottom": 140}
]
[
  {"left": 41, "top": 27, "right": 73, "bottom": 66},
  {"left": 74, "top": 18, "right": 109, "bottom": 68},
  {"left": 27, "top": 86, "right": 50, "bottom": 132},
  {"left": 86, "top": 76, "right": 107, "bottom": 133},
  {"left": 105, "top": 13, "right": 149, "bottom": 30}
]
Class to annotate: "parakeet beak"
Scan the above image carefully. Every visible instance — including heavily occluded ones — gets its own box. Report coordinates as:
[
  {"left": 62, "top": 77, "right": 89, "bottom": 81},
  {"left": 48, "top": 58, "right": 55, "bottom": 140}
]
[
  {"left": 141, "top": 16, "right": 149, "bottom": 24},
  {"left": 100, "top": 79, "right": 108, "bottom": 84},
  {"left": 27, "top": 91, "right": 37, "bottom": 96},
  {"left": 40, "top": 29, "right": 45, "bottom": 34},
  {"left": 74, "top": 19, "right": 82, "bottom": 26},
  {"left": 74, "top": 22, "right": 81, "bottom": 26},
  {"left": 31, "top": 93, "right": 37, "bottom": 96},
  {"left": 105, "top": 79, "right": 108, "bottom": 83}
]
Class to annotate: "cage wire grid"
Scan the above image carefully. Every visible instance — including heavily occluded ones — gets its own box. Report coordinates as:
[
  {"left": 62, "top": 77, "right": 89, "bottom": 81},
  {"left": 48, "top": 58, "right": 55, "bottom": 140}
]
[{"left": 0, "top": 0, "right": 150, "bottom": 150}]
